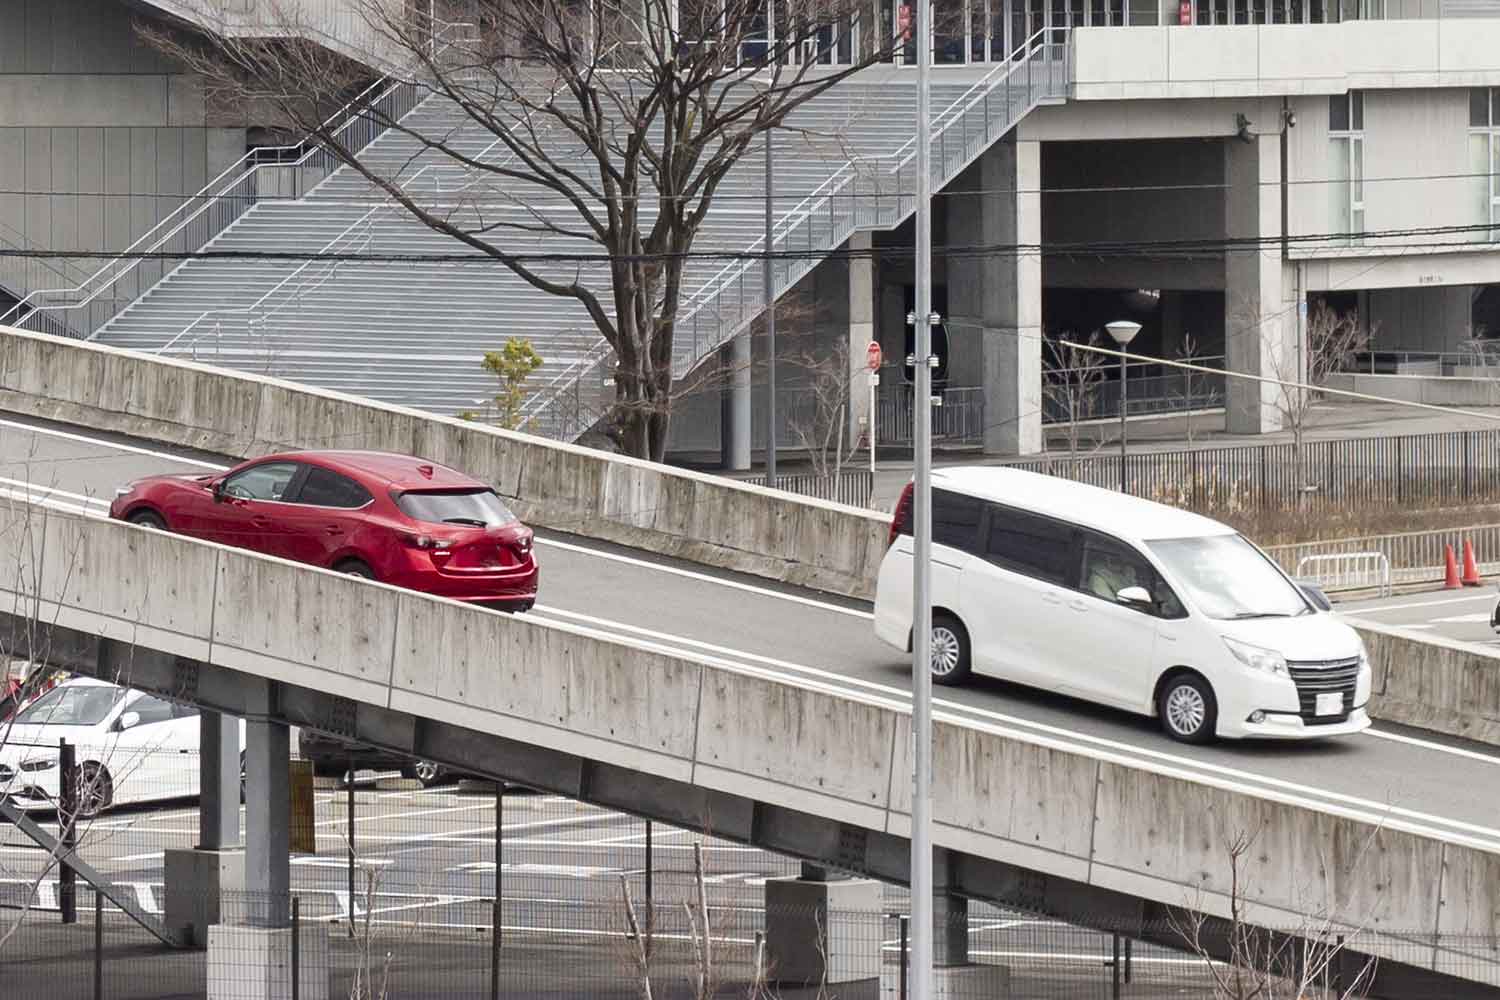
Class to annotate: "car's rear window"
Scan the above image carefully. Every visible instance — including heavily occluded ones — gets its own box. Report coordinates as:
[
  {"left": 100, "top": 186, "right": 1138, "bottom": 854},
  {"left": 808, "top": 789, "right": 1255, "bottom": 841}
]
[{"left": 396, "top": 489, "right": 517, "bottom": 528}]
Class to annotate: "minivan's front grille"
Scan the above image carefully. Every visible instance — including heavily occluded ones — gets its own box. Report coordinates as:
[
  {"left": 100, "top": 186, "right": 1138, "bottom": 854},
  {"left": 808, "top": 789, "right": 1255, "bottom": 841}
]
[{"left": 1286, "top": 656, "right": 1361, "bottom": 725}]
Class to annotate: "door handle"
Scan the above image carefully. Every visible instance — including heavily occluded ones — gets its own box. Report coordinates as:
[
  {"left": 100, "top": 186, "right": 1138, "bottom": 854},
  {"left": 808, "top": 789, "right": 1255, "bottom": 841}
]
[
  {"left": 1068, "top": 599, "right": 1088, "bottom": 612},
  {"left": 1042, "top": 592, "right": 1062, "bottom": 605},
  {"left": 251, "top": 516, "right": 270, "bottom": 527},
  {"left": 325, "top": 525, "right": 344, "bottom": 535}
]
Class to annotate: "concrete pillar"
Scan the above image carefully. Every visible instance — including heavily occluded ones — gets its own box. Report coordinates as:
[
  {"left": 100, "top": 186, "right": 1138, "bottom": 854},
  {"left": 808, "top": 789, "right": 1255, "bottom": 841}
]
[
  {"left": 244, "top": 685, "right": 290, "bottom": 928},
  {"left": 764, "top": 865, "right": 883, "bottom": 988},
  {"left": 720, "top": 333, "right": 751, "bottom": 471},
  {"left": 1224, "top": 133, "right": 1294, "bottom": 434},
  {"left": 848, "top": 232, "right": 876, "bottom": 447},
  {"left": 164, "top": 711, "right": 245, "bottom": 947},
  {"left": 947, "top": 135, "right": 1043, "bottom": 455},
  {"left": 207, "top": 684, "right": 329, "bottom": 999}
]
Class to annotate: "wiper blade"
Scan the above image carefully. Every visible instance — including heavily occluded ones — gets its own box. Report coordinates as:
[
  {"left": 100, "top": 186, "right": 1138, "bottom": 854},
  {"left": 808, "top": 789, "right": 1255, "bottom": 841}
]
[
  {"left": 1227, "top": 612, "right": 1294, "bottom": 620},
  {"left": 442, "top": 517, "right": 487, "bottom": 527}
]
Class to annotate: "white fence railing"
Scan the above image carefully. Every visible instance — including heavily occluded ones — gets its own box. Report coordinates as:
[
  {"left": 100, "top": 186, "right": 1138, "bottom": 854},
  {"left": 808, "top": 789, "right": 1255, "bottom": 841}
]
[{"left": 1266, "top": 525, "right": 1500, "bottom": 593}]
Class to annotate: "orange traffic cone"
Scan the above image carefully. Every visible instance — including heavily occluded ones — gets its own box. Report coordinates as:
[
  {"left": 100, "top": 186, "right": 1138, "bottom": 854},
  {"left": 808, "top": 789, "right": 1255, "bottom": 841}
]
[
  {"left": 1462, "top": 539, "right": 1483, "bottom": 587},
  {"left": 1444, "top": 543, "right": 1462, "bottom": 589}
]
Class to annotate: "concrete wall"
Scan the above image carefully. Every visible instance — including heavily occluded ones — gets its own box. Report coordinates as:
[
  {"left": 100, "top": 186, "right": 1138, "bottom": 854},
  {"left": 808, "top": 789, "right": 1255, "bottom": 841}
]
[
  {"left": 0, "top": 0, "right": 245, "bottom": 302},
  {"left": 1071, "top": 21, "right": 1500, "bottom": 100},
  {"left": 1353, "top": 619, "right": 1500, "bottom": 747},
  {"left": 0, "top": 325, "right": 890, "bottom": 598},
  {"left": 1325, "top": 370, "right": 1500, "bottom": 405},
  {"left": 7, "top": 500, "right": 1498, "bottom": 989}
]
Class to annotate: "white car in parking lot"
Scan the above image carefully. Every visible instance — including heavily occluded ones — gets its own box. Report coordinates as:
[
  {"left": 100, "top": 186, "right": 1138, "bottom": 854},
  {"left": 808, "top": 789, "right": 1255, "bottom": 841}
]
[{"left": 0, "top": 678, "right": 244, "bottom": 817}]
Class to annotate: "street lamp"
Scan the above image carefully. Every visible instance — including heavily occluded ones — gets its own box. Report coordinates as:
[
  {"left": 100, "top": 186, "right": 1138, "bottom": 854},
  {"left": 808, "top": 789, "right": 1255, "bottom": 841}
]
[{"left": 1105, "top": 321, "right": 1142, "bottom": 494}]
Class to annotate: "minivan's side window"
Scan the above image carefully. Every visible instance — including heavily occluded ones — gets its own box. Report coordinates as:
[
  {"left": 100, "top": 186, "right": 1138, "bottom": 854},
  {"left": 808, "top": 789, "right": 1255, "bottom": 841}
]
[
  {"left": 982, "top": 505, "right": 1075, "bottom": 584},
  {"left": 932, "top": 489, "right": 984, "bottom": 554},
  {"left": 1079, "top": 533, "right": 1186, "bottom": 619},
  {"left": 297, "top": 467, "right": 373, "bottom": 509}
]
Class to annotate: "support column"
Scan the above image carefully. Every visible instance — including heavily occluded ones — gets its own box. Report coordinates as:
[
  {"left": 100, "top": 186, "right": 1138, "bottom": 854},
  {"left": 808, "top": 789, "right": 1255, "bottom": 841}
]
[
  {"left": 947, "top": 135, "right": 1043, "bottom": 455},
  {"left": 1225, "top": 133, "right": 1295, "bottom": 435},
  {"left": 720, "top": 333, "right": 751, "bottom": 471},
  {"left": 764, "top": 863, "right": 882, "bottom": 988},
  {"left": 924, "top": 850, "right": 1010, "bottom": 996},
  {"left": 164, "top": 711, "right": 245, "bottom": 947},
  {"left": 208, "top": 682, "right": 328, "bottom": 1000},
  {"left": 848, "top": 231, "right": 876, "bottom": 446}
]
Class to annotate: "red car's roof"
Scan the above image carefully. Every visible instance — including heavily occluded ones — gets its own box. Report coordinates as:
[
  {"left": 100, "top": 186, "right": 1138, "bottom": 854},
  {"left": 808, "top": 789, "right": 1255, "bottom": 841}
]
[{"left": 270, "top": 450, "right": 485, "bottom": 491}]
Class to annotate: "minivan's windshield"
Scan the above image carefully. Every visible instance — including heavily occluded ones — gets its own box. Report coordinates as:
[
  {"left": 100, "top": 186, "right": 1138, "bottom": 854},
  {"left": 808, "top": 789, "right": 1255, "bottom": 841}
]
[
  {"left": 396, "top": 489, "right": 517, "bottom": 528},
  {"left": 14, "top": 685, "right": 124, "bottom": 727},
  {"left": 1147, "top": 534, "right": 1310, "bottom": 620}
]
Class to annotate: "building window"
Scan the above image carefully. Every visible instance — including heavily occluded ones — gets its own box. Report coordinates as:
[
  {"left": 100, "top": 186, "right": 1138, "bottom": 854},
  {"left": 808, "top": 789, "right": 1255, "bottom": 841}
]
[
  {"left": 1329, "top": 91, "right": 1365, "bottom": 246},
  {"left": 1470, "top": 88, "right": 1500, "bottom": 244}
]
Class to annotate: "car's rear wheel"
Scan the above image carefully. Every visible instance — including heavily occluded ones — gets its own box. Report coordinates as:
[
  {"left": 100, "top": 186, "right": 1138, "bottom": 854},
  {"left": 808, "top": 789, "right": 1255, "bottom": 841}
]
[
  {"left": 127, "top": 509, "right": 167, "bottom": 531},
  {"left": 1158, "top": 672, "right": 1218, "bottom": 744},
  {"left": 929, "top": 613, "right": 972, "bottom": 686},
  {"left": 335, "top": 559, "right": 376, "bottom": 580},
  {"left": 413, "top": 761, "right": 449, "bottom": 788}
]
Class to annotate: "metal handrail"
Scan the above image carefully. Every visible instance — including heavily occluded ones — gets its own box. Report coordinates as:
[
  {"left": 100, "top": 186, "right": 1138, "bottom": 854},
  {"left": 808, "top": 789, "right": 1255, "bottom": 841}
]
[
  {"left": 155, "top": 207, "right": 382, "bottom": 357},
  {"left": 0, "top": 16, "right": 473, "bottom": 334}
]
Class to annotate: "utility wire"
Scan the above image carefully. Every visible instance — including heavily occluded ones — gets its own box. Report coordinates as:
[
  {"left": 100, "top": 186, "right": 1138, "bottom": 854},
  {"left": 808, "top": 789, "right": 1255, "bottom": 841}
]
[{"left": 0, "top": 221, "right": 1496, "bottom": 265}]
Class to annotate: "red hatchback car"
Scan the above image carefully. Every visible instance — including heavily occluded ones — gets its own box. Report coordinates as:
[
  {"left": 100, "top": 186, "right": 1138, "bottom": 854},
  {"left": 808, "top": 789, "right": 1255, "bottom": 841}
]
[{"left": 108, "top": 450, "right": 537, "bottom": 611}]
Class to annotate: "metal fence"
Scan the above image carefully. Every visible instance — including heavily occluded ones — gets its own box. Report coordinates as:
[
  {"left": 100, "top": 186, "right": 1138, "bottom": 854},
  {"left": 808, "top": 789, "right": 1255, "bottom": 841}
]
[
  {"left": 1016, "top": 427, "right": 1500, "bottom": 512},
  {"left": 767, "top": 469, "right": 875, "bottom": 507},
  {"left": 1266, "top": 522, "right": 1500, "bottom": 590}
]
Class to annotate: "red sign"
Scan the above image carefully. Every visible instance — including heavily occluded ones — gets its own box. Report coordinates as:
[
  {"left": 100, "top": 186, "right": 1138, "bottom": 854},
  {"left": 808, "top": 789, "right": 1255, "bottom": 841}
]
[
  {"left": 866, "top": 341, "right": 883, "bottom": 371},
  {"left": 1178, "top": 1, "right": 1192, "bottom": 23},
  {"left": 898, "top": 4, "right": 912, "bottom": 42}
]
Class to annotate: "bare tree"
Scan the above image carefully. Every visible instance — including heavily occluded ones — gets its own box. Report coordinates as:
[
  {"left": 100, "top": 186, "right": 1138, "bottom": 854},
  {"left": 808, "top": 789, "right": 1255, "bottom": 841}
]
[
  {"left": 783, "top": 346, "right": 865, "bottom": 484},
  {"left": 1171, "top": 829, "right": 1378, "bottom": 1000},
  {"left": 1272, "top": 301, "right": 1371, "bottom": 495},
  {"left": 1172, "top": 332, "right": 1220, "bottom": 447},
  {"left": 145, "top": 0, "right": 904, "bottom": 460},
  {"left": 1043, "top": 332, "right": 1108, "bottom": 479}
]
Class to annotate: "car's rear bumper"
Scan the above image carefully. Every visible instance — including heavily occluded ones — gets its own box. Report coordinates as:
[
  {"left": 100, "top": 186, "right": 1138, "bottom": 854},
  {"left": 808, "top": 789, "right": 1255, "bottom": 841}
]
[{"left": 387, "top": 565, "right": 539, "bottom": 610}]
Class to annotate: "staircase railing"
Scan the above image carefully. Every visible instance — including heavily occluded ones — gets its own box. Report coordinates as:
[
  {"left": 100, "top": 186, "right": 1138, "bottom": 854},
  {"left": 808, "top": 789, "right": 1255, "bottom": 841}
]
[
  {"left": 0, "top": 18, "right": 473, "bottom": 339},
  {"left": 523, "top": 28, "right": 1069, "bottom": 439}
]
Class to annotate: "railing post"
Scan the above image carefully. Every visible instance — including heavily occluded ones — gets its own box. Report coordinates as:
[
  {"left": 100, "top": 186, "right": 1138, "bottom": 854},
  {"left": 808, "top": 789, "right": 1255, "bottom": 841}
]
[
  {"left": 291, "top": 895, "right": 301, "bottom": 1000},
  {"left": 93, "top": 886, "right": 103, "bottom": 1000},
  {"left": 59, "top": 738, "right": 77, "bottom": 925}
]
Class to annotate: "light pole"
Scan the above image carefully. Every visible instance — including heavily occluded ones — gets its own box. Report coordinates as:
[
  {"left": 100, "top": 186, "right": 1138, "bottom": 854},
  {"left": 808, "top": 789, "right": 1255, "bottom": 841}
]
[{"left": 1105, "top": 320, "right": 1142, "bottom": 494}]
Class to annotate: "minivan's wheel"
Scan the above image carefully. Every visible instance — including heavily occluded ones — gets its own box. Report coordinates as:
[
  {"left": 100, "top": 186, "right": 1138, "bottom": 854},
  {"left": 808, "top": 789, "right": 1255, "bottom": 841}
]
[
  {"left": 413, "top": 761, "right": 448, "bottom": 788},
  {"left": 929, "top": 614, "right": 972, "bottom": 686},
  {"left": 1158, "top": 672, "right": 1217, "bottom": 744},
  {"left": 127, "top": 509, "right": 167, "bottom": 531},
  {"left": 75, "top": 762, "right": 113, "bottom": 820}
]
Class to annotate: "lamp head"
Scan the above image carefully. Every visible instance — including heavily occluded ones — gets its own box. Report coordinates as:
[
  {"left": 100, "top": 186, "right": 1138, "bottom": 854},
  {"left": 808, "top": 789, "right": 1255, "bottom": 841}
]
[{"left": 1105, "top": 320, "right": 1143, "bottom": 346}]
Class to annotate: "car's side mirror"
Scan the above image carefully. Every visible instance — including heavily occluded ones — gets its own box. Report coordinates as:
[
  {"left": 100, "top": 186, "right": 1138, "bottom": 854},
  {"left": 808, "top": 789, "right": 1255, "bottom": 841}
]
[
  {"left": 1117, "top": 586, "right": 1154, "bottom": 608},
  {"left": 211, "top": 479, "right": 227, "bottom": 502},
  {"left": 1297, "top": 582, "right": 1332, "bottom": 612},
  {"left": 116, "top": 711, "right": 141, "bottom": 732}
]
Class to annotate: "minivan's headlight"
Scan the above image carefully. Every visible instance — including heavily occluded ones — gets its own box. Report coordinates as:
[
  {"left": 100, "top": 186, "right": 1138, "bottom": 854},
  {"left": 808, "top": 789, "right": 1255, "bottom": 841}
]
[
  {"left": 18, "top": 757, "right": 57, "bottom": 772},
  {"left": 1223, "top": 637, "right": 1289, "bottom": 677}
]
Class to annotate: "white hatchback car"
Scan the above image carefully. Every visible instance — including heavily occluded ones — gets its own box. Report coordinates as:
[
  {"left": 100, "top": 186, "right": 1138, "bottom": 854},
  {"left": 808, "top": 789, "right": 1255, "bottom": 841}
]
[
  {"left": 0, "top": 678, "right": 244, "bottom": 817},
  {"left": 874, "top": 467, "right": 1372, "bottom": 743}
]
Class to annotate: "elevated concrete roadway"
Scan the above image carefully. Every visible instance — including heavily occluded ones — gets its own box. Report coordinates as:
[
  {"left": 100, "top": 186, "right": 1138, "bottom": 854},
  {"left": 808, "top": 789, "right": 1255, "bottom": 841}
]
[{"left": 3, "top": 495, "right": 1499, "bottom": 996}]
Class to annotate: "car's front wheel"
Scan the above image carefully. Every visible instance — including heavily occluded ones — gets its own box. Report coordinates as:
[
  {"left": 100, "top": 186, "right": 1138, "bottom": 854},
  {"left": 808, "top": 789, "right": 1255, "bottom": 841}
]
[
  {"left": 413, "top": 761, "right": 449, "bottom": 788},
  {"left": 75, "top": 762, "right": 113, "bottom": 820},
  {"left": 127, "top": 509, "right": 167, "bottom": 531},
  {"left": 929, "top": 613, "right": 972, "bottom": 686},
  {"left": 1157, "top": 672, "right": 1218, "bottom": 744}
]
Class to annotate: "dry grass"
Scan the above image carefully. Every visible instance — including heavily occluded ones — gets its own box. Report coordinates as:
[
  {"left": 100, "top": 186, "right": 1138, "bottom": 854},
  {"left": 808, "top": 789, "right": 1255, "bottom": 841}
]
[{"left": 1192, "top": 501, "right": 1500, "bottom": 547}]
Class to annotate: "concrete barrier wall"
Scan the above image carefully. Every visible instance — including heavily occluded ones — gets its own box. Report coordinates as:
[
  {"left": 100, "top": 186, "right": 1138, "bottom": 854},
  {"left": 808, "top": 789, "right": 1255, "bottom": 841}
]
[
  {"left": 0, "top": 326, "right": 889, "bottom": 598},
  {"left": 1353, "top": 619, "right": 1500, "bottom": 748},
  {"left": 6, "top": 500, "right": 1497, "bottom": 984},
  {"left": 1326, "top": 372, "right": 1500, "bottom": 407}
]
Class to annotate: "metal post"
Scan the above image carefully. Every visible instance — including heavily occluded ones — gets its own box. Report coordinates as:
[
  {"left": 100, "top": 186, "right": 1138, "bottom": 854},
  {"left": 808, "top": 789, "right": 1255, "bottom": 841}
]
[
  {"left": 346, "top": 755, "right": 355, "bottom": 939},
  {"left": 1111, "top": 933, "right": 1121, "bottom": 998},
  {"left": 93, "top": 887, "right": 102, "bottom": 1000},
  {"left": 869, "top": 371, "right": 879, "bottom": 487},
  {"left": 1124, "top": 937, "right": 1133, "bottom": 983},
  {"left": 898, "top": 914, "right": 909, "bottom": 1000},
  {"left": 291, "top": 896, "right": 301, "bottom": 1000},
  {"left": 59, "top": 738, "right": 76, "bottom": 925},
  {"left": 911, "top": 0, "right": 935, "bottom": 993},
  {"left": 764, "top": 128, "right": 778, "bottom": 486},
  {"left": 1119, "top": 353, "right": 1128, "bottom": 493},
  {"left": 644, "top": 819, "right": 654, "bottom": 955}
]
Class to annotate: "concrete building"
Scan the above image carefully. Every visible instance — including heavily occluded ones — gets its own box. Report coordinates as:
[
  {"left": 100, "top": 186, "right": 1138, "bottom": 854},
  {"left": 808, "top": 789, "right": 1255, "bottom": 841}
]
[{"left": 5, "top": 0, "right": 1500, "bottom": 461}]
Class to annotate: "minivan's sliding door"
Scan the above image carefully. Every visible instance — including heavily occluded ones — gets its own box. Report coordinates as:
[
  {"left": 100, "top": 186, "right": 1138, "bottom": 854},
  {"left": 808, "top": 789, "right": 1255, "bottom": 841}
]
[{"left": 1059, "top": 532, "right": 1170, "bottom": 711}]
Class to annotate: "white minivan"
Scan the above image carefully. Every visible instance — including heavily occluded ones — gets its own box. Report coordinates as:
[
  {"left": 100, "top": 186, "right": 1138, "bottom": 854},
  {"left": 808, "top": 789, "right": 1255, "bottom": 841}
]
[{"left": 873, "top": 467, "right": 1371, "bottom": 743}]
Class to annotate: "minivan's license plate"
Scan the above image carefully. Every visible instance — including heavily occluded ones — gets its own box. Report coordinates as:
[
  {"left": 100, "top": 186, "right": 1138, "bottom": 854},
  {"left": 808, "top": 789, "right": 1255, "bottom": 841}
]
[{"left": 1315, "top": 692, "right": 1343, "bottom": 716}]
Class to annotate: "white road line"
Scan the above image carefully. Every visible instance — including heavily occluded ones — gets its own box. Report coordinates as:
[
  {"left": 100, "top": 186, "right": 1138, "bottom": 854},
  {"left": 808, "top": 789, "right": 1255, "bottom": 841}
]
[
  {"left": 536, "top": 536, "right": 874, "bottom": 619},
  {"left": 0, "top": 416, "right": 229, "bottom": 470},
  {"left": 1350, "top": 593, "right": 1497, "bottom": 614},
  {"left": 0, "top": 477, "right": 110, "bottom": 507},
  {"left": 1366, "top": 727, "right": 1500, "bottom": 764},
  {"left": 531, "top": 604, "right": 1500, "bottom": 847},
  {"left": 109, "top": 851, "right": 164, "bottom": 863},
  {"left": 1430, "top": 613, "right": 1491, "bottom": 624}
]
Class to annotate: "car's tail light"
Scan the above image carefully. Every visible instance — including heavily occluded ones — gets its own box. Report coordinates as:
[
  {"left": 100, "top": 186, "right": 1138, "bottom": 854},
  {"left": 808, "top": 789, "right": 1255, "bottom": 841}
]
[
  {"left": 889, "top": 482, "right": 914, "bottom": 549},
  {"left": 510, "top": 530, "right": 534, "bottom": 559},
  {"left": 401, "top": 533, "right": 452, "bottom": 551}
]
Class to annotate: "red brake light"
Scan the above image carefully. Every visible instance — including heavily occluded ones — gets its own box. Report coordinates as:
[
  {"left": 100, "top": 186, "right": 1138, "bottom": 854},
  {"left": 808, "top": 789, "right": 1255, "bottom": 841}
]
[
  {"left": 888, "top": 482, "right": 914, "bottom": 549},
  {"left": 400, "top": 532, "right": 452, "bottom": 551}
]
